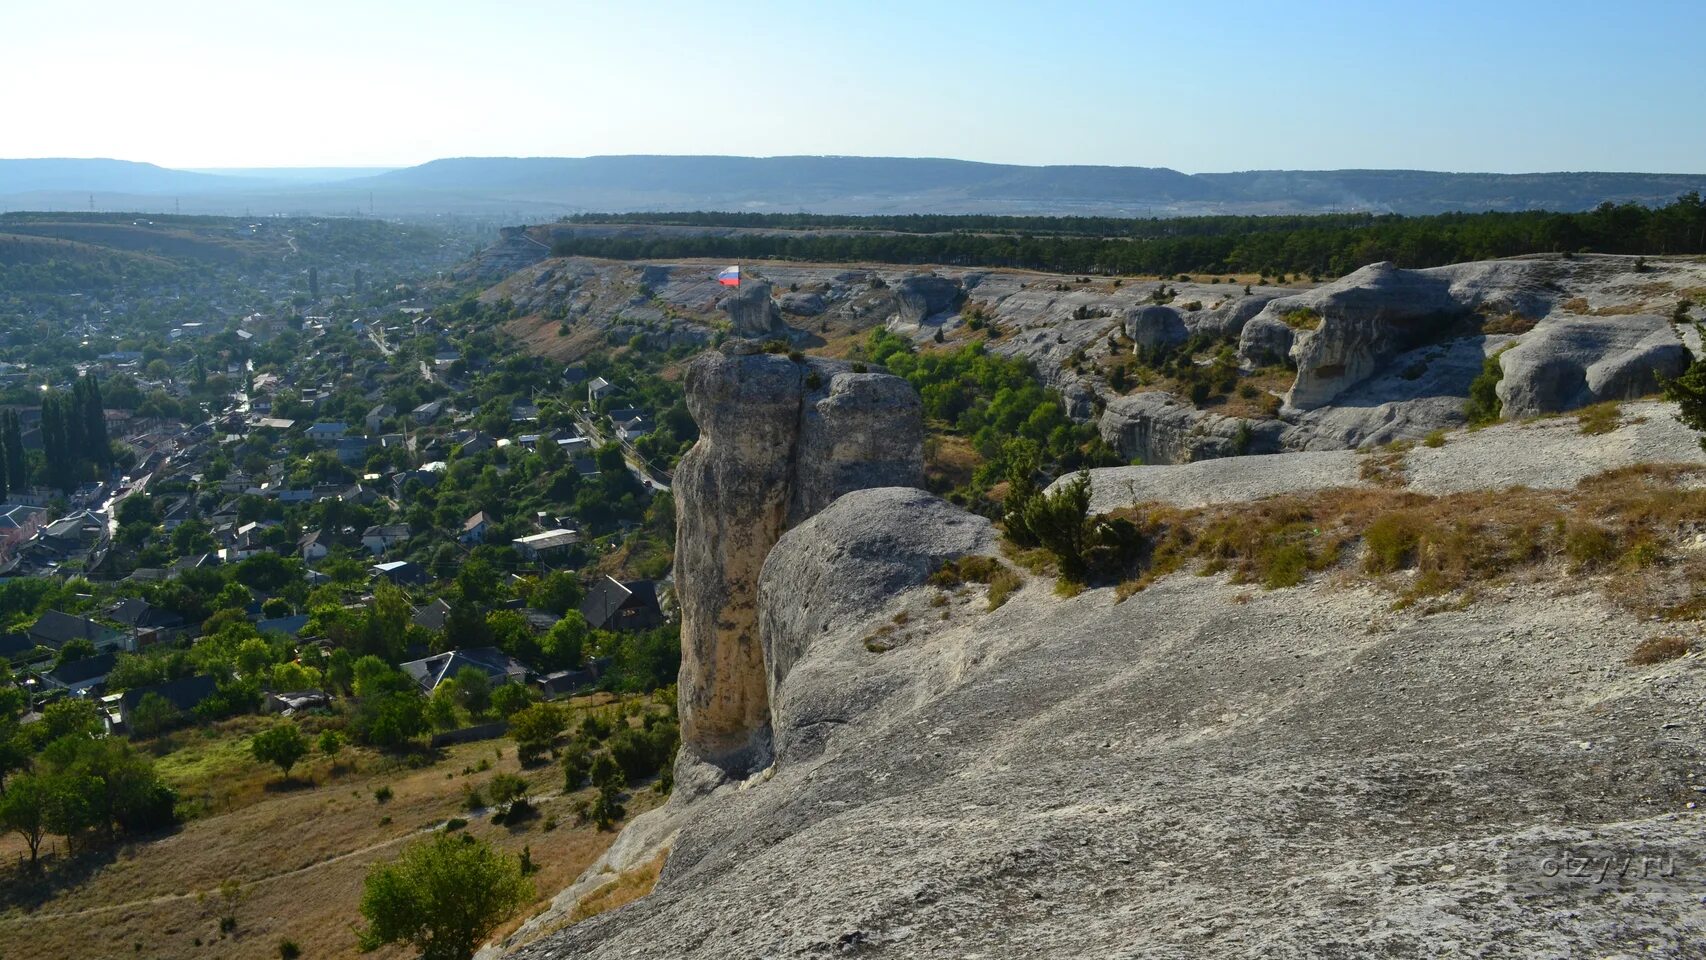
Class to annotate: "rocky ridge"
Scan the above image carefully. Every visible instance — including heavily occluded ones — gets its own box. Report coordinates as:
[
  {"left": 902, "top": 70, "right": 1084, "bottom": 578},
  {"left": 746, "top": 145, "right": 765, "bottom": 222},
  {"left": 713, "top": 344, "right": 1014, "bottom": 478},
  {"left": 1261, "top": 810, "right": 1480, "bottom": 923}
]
[
  {"left": 482, "top": 244, "right": 1706, "bottom": 466},
  {"left": 506, "top": 362, "right": 1706, "bottom": 959}
]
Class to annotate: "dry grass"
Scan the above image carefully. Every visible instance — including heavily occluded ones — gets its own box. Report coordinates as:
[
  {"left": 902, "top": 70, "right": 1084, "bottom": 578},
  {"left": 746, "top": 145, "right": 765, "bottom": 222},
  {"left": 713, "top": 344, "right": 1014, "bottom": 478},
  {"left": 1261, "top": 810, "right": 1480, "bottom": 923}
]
[
  {"left": 923, "top": 433, "right": 981, "bottom": 495},
  {"left": 1630, "top": 635, "right": 1691, "bottom": 665},
  {"left": 1109, "top": 464, "right": 1706, "bottom": 615},
  {"left": 1576, "top": 402, "right": 1622, "bottom": 435},
  {"left": 0, "top": 697, "right": 663, "bottom": 960},
  {"left": 929, "top": 555, "right": 1023, "bottom": 610},
  {"left": 1480, "top": 311, "right": 1538, "bottom": 334},
  {"left": 566, "top": 850, "right": 669, "bottom": 924},
  {"left": 1560, "top": 296, "right": 1650, "bottom": 317},
  {"left": 1357, "top": 441, "right": 1412, "bottom": 488}
]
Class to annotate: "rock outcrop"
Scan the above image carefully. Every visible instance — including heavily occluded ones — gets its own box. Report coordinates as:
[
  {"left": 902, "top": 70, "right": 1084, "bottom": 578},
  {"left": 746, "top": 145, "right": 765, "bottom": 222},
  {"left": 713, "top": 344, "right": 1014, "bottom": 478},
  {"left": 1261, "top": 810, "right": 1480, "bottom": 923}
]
[
  {"left": 515, "top": 409, "right": 1706, "bottom": 958},
  {"left": 1124, "top": 305, "right": 1188, "bottom": 352},
  {"left": 673, "top": 342, "right": 923, "bottom": 779},
  {"left": 718, "top": 280, "right": 787, "bottom": 337},
  {"left": 1098, "top": 392, "right": 1283, "bottom": 464},
  {"left": 891, "top": 273, "right": 965, "bottom": 328},
  {"left": 758, "top": 488, "right": 997, "bottom": 766},
  {"left": 1496, "top": 314, "right": 1690, "bottom": 418}
]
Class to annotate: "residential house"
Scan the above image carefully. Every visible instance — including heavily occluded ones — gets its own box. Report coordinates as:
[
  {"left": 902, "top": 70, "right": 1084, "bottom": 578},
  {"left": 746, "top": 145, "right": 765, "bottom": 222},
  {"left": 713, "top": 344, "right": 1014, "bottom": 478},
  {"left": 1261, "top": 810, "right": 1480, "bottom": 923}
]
[
  {"left": 299, "top": 530, "right": 329, "bottom": 562},
  {"left": 573, "top": 456, "right": 600, "bottom": 479},
  {"left": 579, "top": 576, "right": 665, "bottom": 632},
  {"left": 305, "top": 422, "right": 348, "bottom": 444},
  {"left": 28, "top": 611, "right": 123, "bottom": 652},
  {"left": 0, "top": 632, "right": 39, "bottom": 664},
  {"left": 365, "top": 402, "right": 397, "bottom": 433},
  {"left": 411, "top": 400, "right": 446, "bottom": 425},
  {"left": 459, "top": 512, "right": 490, "bottom": 545},
  {"left": 117, "top": 674, "right": 217, "bottom": 727},
  {"left": 108, "top": 598, "right": 186, "bottom": 647},
  {"left": 399, "top": 647, "right": 527, "bottom": 695},
  {"left": 372, "top": 560, "right": 427, "bottom": 586},
  {"left": 616, "top": 416, "right": 654, "bottom": 442},
  {"left": 43, "top": 652, "right": 119, "bottom": 696},
  {"left": 256, "top": 614, "right": 311, "bottom": 637},
  {"left": 335, "top": 436, "right": 373, "bottom": 466},
  {"left": 512, "top": 529, "right": 579, "bottom": 561},
  {"left": 411, "top": 598, "right": 453, "bottom": 632},
  {"left": 361, "top": 524, "right": 412, "bottom": 555},
  {"left": 587, "top": 377, "right": 614, "bottom": 403}
]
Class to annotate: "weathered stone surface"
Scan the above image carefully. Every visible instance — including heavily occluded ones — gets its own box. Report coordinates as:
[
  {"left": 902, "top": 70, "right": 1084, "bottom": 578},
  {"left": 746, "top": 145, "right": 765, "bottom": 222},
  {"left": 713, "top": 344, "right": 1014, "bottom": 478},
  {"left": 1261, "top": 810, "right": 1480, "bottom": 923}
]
[
  {"left": 759, "top": 487, "right": 995, "bottom": 766},
  {"left": 673, "top": 344, "right": 923, "bottom": 778},
  {"left": 1237, "top": 314, "right": 1296, "bottom": 366},
  {"left": 778, "top": 290, "right": 827, "bottom": 315},
  {"left": 1124, "top": 304, "right": 1188, "bottom": 352},
  {"left": 891, "top": 273, "right": 965, "bottom": 327},
  {"left": 1278, "top": 262, "right": 1470, "bottom": 410},
  {"left": 1098, "top": 392, "right": 1283, "bottom": 464},
  {"left": 515, "top": 420, "right": 1706, "bottom": 956},
  {"left": 718, "top": 279, "right": 787, "bottom": 337},
  {"left": 1497, "top": 314, "right": 1690, "bottom": 418}
]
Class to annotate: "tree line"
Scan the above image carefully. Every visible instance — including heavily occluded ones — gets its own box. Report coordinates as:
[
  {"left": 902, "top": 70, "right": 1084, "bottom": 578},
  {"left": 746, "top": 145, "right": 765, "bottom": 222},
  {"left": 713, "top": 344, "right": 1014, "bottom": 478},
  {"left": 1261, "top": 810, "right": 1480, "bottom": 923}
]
[
  {"left": 552, "top": 194, "right": 1706, "bottom": 278},
  {"left": 15, "top": 375, "right": 112, "bottom": 495}
]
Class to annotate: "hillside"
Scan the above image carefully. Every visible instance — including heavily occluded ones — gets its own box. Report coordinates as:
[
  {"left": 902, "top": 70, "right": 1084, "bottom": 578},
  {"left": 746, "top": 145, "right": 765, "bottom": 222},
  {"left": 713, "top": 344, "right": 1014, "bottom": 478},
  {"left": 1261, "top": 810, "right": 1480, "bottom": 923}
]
[
  {"left": 7, "top": 156, "right": 1706, "bottom": 218},
  {"left": 499, "top": 349, "right": 1706, "bottom": 958}
]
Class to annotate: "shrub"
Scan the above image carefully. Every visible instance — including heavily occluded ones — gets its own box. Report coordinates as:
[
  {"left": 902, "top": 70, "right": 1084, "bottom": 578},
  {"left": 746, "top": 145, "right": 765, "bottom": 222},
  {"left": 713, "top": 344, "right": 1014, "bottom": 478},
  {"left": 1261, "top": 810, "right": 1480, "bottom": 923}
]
[
  {"left": 358, "top": 833, "right": 532, "bottom": 960},
  {"left": 1281, "top": 308, "right": 1321, "bottom": 331},
  {"left": 1564, "top": 523, "right": 1618, "bottom": 570},
  {"left": 1362, "top": 512, "right": 1428, "bottom": 573},
  {"left": 373, "top": 785, "right": 393, "bottom": 804},
  {"left": 277, "top": 939, "right": 301, "bottom": 960},
  {"left": 1631, "top": 635, "right": 1689, "bottom": 665},
  {"left": 1576, "top": 403, "right": 1620, "bottom": 436},
  {"left": 1464, "top": 350, "right": 1508, "bottom": 426},
  {"left": 1422, "top": 430, "right": 1446, "bottom": 448}
]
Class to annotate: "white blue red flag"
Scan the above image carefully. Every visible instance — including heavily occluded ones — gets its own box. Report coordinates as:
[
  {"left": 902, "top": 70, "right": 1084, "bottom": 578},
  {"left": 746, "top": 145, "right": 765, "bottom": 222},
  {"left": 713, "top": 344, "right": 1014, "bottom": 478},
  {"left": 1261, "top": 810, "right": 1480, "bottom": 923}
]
[{"left": 717, "top": 265, "right": 740, "bottom": 287}]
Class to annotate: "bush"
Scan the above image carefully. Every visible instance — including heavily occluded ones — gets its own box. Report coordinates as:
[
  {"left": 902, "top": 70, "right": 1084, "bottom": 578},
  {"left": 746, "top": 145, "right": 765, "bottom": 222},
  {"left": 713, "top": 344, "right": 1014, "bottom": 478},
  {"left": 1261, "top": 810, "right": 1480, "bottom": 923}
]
[
  {"left": 358, "top": 833, "right": 532, "bottom": 960},
  {"left": 373, "top": 785, "right": 393, "bottom": 804},
  {"left": 1564, "top": 523, "right": 1617, "bottom": 569},
  {"left": 1422, "top": 430, "right": 1446, "bottom": 448},
  {"left": 277, "top": 939, "right": 301, "bottom": 960},
  {"left": 1363, "top": 512, "right": 1427, "bottom": 574},
  {"left": 1005, "top": 473, "right": 1139, "bottom": 585},
  {"left": 1464, "top": 351, "right": 1507, "bottom": 426},
  {"left": 1631, "top": 635, "right": 1690, "bottom": 665}
]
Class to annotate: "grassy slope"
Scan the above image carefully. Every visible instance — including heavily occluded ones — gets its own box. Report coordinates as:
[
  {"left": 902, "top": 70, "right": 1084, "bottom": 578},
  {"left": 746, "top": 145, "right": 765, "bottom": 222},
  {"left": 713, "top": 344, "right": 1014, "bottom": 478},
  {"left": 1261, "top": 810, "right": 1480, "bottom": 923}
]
[{"left": 0, "top": 696, "right": 665, "bottom": 960}]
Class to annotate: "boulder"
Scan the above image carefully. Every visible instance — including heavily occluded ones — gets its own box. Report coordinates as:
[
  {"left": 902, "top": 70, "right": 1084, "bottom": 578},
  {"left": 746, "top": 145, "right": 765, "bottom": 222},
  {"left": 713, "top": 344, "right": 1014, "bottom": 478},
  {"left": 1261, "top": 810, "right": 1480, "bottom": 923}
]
[
  {"left": 1279, "top": 262, "right": 1470, "bottom": 410},
  {"left": 719, "top": 280, "right": 787, "bottom": 337},
  {"left": 1125, "top": 305, "right": 1188, "bottom": 352},
  {"left": 779, "top": 291, "right": 827, "bottom": 316},
  {"left": 759, "top": 488, "right": 995, "bottom": 765},
  {"left": 673, "top": 344, "right": 923, "bottom": 780},
  {"left": 1238, "top": 315, "right": 1296, "bottom": 366},
  {"left": 1098, "top": 392, "right": 1284, "bottom": 464},
  {"left": 892, "top": 273, "right": 965, "bottom": 328},
  {"left": 1497, "top": 315, "right": 1690, "bottom": 418}
]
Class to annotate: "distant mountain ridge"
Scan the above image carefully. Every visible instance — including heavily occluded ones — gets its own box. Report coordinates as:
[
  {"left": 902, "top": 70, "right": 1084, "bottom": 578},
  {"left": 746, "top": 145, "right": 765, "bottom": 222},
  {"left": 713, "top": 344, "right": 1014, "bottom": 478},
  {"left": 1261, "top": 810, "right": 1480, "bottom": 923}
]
[{"left": 3, "top": 155, "right": 1704, "bottom": 218}]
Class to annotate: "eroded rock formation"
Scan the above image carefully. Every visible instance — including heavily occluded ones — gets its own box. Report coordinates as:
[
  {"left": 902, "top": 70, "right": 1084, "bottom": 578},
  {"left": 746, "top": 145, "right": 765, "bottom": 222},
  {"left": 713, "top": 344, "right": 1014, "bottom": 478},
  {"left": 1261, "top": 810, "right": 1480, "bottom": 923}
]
[
  {"left": 718, "top": 279, "right": 787, "bottom": 337},
  {"left": 673, "top": 341, "right": 923, "bottom": 780}
]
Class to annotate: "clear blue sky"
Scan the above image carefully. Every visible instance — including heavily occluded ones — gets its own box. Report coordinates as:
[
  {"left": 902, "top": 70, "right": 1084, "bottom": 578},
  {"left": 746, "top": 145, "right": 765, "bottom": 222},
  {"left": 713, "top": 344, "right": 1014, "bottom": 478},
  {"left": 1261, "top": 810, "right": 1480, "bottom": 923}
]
[{"left": 3, "top": 0, "right": 1702, "bottom": 172}]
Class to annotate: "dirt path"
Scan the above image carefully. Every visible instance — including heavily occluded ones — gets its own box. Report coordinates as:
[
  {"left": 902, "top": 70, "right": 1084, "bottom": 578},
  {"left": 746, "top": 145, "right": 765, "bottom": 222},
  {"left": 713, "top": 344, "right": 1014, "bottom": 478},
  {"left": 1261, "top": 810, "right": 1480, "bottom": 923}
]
[{"left": 0, "top": 791, "right": 569, "bottom": 924}]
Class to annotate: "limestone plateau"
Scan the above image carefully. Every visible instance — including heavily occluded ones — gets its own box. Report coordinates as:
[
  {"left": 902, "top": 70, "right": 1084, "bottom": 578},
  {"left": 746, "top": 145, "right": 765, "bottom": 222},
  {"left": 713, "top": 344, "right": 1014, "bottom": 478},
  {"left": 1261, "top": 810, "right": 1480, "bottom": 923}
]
[{"left": 488, "top": 252, "right": 1706, "bottom": 959}]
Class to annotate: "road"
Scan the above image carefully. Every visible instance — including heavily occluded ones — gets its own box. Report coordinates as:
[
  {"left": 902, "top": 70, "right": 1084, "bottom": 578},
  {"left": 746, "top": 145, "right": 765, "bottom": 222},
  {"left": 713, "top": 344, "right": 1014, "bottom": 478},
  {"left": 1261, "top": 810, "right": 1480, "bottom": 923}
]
[{"left": 574, "top": 412, "right": 671, "bottom": 492}]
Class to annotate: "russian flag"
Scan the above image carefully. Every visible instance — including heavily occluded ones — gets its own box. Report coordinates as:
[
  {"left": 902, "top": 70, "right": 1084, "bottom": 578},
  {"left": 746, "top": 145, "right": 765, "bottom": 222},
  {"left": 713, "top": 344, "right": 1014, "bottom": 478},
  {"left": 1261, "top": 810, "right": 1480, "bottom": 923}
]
[{"left": 716, "top": 265, "right": 740, "bottom": 287}]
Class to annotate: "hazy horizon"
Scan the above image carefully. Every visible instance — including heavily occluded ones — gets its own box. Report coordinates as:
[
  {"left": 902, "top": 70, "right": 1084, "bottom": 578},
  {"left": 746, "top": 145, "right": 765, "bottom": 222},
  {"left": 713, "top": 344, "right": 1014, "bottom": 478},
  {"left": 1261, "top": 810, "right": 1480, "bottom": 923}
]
[{"left": 2, "top": 0, "right": 1702, "bottom": 173}]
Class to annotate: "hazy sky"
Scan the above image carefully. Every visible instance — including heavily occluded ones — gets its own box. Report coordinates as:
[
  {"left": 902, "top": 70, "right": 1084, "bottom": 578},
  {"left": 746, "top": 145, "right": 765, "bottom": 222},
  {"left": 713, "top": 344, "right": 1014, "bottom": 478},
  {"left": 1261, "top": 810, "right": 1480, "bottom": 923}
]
[{"left": 4, "top": 0, "right": 1703, "bottom": 172}]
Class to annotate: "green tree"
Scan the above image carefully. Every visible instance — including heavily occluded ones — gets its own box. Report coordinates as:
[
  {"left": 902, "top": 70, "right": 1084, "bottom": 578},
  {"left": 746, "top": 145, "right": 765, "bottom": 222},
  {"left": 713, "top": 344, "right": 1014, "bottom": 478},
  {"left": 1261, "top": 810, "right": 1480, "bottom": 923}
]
[
  {"left": 490, "top": 680, "right": 535, "bottom": 718},
  {"left": 1663, "top": 324, "right": 1706, "bottom": 450},
  {"left": 357, "top": 833, "right": 533, "bottom": 960},
  {"left": 250, "top": 723, "right": 309, "bottom": 779},
  {"left": 128, "top": 692, "right": 180, "bottom": 739},
  {"left": 453, "top": 667, "right": 491, "bottom": 716},
  {"left": 506, "top": 703, "right": 565, "bottom": 766},
  {"left": 539, "top": 613, "right": 588, "bottom": 670},
  {"left": 527, "top": 571, "right": 583, "bottom": 616},
  {"left": 2, "top": 409, "right": 26, "bottom": 491},
  {"left": 0, "top": 772, "right": 49, "bottom": 865},
  {"left": 317, "top": 729, "right": 345, "bottom": 757}
]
